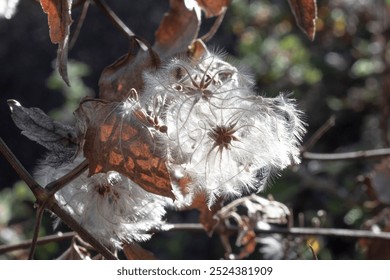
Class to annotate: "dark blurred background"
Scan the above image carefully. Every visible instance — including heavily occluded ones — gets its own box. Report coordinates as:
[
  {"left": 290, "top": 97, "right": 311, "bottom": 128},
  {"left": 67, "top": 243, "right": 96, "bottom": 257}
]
[{"left": 1, "top": 0, "right": 390, "bottom": 259}]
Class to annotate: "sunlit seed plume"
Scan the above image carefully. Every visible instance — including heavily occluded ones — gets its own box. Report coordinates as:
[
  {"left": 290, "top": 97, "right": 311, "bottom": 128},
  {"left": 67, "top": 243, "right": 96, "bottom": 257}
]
[
  {"left": 35, "top": 155, "right": 168, "bottom": 248},
  {"left": 143, "top": 51, "right": 306, "bottom": 207}
]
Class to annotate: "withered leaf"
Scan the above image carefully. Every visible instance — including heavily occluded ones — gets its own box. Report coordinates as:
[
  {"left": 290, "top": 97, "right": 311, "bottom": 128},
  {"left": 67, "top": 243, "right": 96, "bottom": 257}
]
[
  {"left": 76, "top": 98, "right": 174, "bottom": 199},
  {"left": 56, "top": 239, "right": 90, "bottom": 260},
  {"left": 8, "top": 99, "right": 78, "bottom": 163},
  {"left": 153, "top": 0, "right": 200, "bottom": 59},
  {"left": 99, "top": 37, "right": 160, "bottom": 102},
  {"left": 40, "top": 0, "right": 73, "bottom": 85},
  {"left": 236, "top": 217, "right": 256, "bottom": 259},
  {"left": 123, "top": 242, "right": 156, "bottom": 260},
  {"left": 288, "top": 0, "right": 317, "bottom": 41},
  {"left": 190, "top": 192, "right": 222, "bottom": 235},
  {"left": 196, "top": 0, "right": 230, "bottom": 17}
]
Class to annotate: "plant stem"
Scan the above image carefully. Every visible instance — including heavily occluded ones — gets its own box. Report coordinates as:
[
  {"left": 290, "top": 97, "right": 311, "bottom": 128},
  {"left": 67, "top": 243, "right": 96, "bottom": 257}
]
[
  {"left": 302, "top": 148, "right": 390, "bottom": 161},
  {"left": 0, "top": 232, "right": 75, "bottom": 255},
  {"left": 46, "top": 159, "right": 88, "bottom": 196},
  {"left": 165, "top": 223, "right": 390, "bottom": 240},
  {"left": 0, "top": 137, "right": 46, "bottom": 201}
]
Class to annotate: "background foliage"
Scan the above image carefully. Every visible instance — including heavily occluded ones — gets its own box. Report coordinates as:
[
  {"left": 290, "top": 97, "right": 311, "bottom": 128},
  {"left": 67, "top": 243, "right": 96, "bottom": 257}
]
[{"left": 1, "top": 0, "right": 390, "bottom": 259}]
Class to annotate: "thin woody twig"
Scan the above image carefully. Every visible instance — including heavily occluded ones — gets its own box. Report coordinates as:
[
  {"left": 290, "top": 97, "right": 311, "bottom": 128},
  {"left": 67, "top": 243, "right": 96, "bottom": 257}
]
[
  {"left": 0, "top": 138, "right": 46, "bottom": 201},
  {"left": 93, "top": 0, "right": 148, "bottom": 50},
  {"left": 46, "top": 159, "right": 88, "bottom": 196},
  {"left": 164, "top": 223, "right": 390, "bottom": 240},
  {"left": 0, "top": 232, "right": 75, "bottom": 255},
  {"left": 28, "top": 203, "right": 47, "bottom": 259},
  {"left": 200, "top": 7, "right": 227, "bottom": 42},
  {"left": 3, "top": 222, "right": 390, "bottom": 256},
  {"left": 93, "top": 0, "right": 134, "bottom": 38},
  {"left": 69, "top": 0, "right": 91, "bottom": 50},
  {"left": 0, "top": 137, "right": 117, "bottom": 259},
  {"left": 302, "top": 148, "right": 390, "bottom": 161},
  {"left": 302, "top": 115, "right": 336, "bottom": 152},
  {"left": 48, "top": 203, "right": 117, "bottom": 259}
]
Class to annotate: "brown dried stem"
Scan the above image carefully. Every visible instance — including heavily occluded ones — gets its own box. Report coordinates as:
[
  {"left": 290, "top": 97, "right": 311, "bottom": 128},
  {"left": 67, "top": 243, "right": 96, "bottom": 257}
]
[
  {"left": 166, "top": 223, "right": 390, "bottom": 240},
  {"left": 93, "top": 0, "right": 134, "bottom": 38},
  {"left": 46, "top": 159, "right": 88, "bottom": 196},
  {"left": 200, "top": 7, "right": 227, "bottom": 42},
  {"left": 69, "top": 0, "right": 91, "bottom": 50},
  {"left": 0, "top": 232, "right": 75, "bottom": 255},
  {"left": 302, "top": 115, "right": 336, "bottom": 152},
  {"left": 28, "top": 203, "right": 47, "bottom": 259},
  {"left": 302, "top": 148, "right": 390, "bottom": 161},
  {"left": 0, "top": 138, "right": 46, "bottom": 201},
  {"left": 0, "top": 137, "right": 117, "bottom": 259}
]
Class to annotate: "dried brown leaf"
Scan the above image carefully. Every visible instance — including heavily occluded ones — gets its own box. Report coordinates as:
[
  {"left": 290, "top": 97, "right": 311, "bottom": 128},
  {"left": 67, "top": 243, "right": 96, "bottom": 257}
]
[
  {"left": 237, "top": 230, "right": 256, "bottom": 259},
  {"left": 8, "top": 99, "right": 78, "bottom": 163},
  {"left": 288, "top": 0, "right": 317, "bottom": 41},
  {"left": 40, "top": 0, "right": 72, "bottom": 85},
  {"left": 153, "top": 0, "right": 200, "bottom": 59},
  {"left": 196, "top": 0, "right": 230, "bottom": 17},
  {"left": 190, "top": 192, "right": 222, "bottom": 235},
  {"left": 40, "top": 0, "right": 72, "bottom": 44},
  {"left": 236, "top": 217, "right": 256, "bottom": 259},
  {"left": 99, "top": 37, "right": 160, "bottom": 102},
  {"left": 76, "top": 98, "right": 174, "bottom": 199},
  {"left": 123, "top": 243, "right": 156, "bottom": 260}
]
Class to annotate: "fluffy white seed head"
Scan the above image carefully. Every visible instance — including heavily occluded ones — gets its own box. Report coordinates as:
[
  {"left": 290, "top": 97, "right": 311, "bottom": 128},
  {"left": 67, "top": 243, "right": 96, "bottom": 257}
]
[
  {"left": 35, "top": 155, "right": 168, "bottom": 248},
  {"left": 143, "top": 52, "right": 306, "bottom": 206}
]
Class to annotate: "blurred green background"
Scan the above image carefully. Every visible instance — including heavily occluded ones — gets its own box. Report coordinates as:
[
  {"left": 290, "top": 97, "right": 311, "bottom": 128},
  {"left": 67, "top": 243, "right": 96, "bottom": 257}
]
[{"left": 1, "top": 0, "right": 390, "bottom": 259}]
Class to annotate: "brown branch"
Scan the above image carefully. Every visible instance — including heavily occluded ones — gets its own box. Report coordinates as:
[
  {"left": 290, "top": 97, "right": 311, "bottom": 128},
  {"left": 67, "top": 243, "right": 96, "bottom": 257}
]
[
  {"left": 0, "top": 138, "right": 46, "bottom": 201},
  {"left": 302, "top": 148, "right": 390, "bottom": 161},
  {"left": 93, "top": 0, "right": 134, "bottom": 38},
  {"left": 200, "top": 7, "right": 227, "bottom": 42},
  {"left": 0, "top": 137, "right": 117, "bottom": 259},
  {"left": 47, "top": 203, "right": 117, "bottom": 260},
  {"left": 69, "top": 0, "right": 91, "bottom": 50},
  {"left": 46, "top": 159, "right": 88, "bottom": 196},
  {"left": 0, "top": 232, "right": 76, "bottom": 255},
  {"left": 28, "top": 203, "right": 47, "bottom": 259},
  {"left": 302, "top": 115, "right": 336, "bottom": 152},
  {"left": 164, "top": 223, "right": 390, "bottom": 240}
]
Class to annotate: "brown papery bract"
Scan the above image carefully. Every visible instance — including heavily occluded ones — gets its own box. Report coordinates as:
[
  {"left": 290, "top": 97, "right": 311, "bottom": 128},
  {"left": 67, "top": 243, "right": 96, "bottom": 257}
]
[
  {"left": 40, "top": 0, "right": 72, "bottom": 85},
  {"left": 196, "top": 0, "right": 231, "bottom": 17},
  {"left": 288, "top": 0, "right": 317, "bottom": 41},
  {"left": 76, "top": 99, "right": 174, "bottom": 200}
]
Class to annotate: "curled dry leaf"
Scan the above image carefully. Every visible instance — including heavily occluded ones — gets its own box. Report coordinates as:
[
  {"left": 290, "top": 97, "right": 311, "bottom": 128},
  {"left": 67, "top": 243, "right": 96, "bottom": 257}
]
[
  {"left": 190, "top": 192, "right": 223, "bottom": 236},
  {"left": 40, "top": 0, "right": 72, "bottom": 44},
  {"left": 153, "top": 0, "right": 200, "bottom": 59},
  {"left": 99, "top": 37, "right": 160, "bottom": 102},
  {"left": 196, "top": 0, "right": 230, "bottom": 17},
  {"left": 288, "top": 0, "right": 317, "bottom": 41},
  {"left": 236, "top": 218, "right": 256, "bottom": 260},
  {"left": 8, "top": 99, "right": 78, "bottom": 163},
  {"left": 123, "top": 242, "right": 156, "bottom": 260},
  {"left": 76, "top": 98, "right": 174, "bottom": 199},
  {"left": 217, "top": 195, "right": 290, "bottom": 259},
  {"left": 40, "top": 0, "right": 73, "bottom": 85}
]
